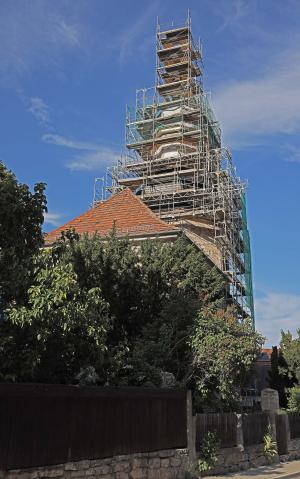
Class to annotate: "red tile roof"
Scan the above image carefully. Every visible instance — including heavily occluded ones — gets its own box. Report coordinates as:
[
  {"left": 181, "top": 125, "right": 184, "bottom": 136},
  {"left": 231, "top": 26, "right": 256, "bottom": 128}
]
[
  {"left": 45, "top": 188, "right": 178, "bottom": 246},
  {"left": 261, "top": 348, "right": 273, "bottom": 356}
]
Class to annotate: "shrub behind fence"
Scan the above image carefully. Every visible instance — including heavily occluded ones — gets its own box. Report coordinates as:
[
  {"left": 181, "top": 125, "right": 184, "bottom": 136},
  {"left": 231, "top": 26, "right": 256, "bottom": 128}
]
[
  {"left": 0, "top": 383, "right": 187, "bottom": 470},
  {"left": 196, "top": 413, "right": 237, "bottom": 449},
  {"left": 288, "top": 412, "right": 300, "bottom": 439},
  {"left": 242, "top": 412, "right": 268, "bottom": 446}
]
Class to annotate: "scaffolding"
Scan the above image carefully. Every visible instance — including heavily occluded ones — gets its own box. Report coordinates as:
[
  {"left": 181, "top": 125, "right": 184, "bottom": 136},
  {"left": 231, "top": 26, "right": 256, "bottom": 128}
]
[{"left": 105, "top": 13, "right": 254, "bottom": 324}]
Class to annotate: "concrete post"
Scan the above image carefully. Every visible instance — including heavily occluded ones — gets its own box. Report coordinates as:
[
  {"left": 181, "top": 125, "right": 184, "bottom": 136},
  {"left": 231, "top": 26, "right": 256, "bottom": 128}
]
[
  {"left": 261, "top": 388, "right": 279, "bottom": 412},
  {"left": 236, "top": 413, "right": 244, "bottom": 451},
  {"left": 268, "top": 412, "right": 277, "bottom": 443},
  {"left": 261, "top": 388, "right": 279, "bottom": 459},
  {"left": 285, "top": 412, "right": 291, "bottom": 443},
  {"left": 186, "top": 390, "right": 197, "bottom": 475}
]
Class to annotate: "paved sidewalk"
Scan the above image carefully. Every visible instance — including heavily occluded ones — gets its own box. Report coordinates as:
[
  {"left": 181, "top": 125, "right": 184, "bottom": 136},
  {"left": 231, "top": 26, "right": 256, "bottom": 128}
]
[{"left": 208, "top": 460, "right": 300, "bottom": 479}]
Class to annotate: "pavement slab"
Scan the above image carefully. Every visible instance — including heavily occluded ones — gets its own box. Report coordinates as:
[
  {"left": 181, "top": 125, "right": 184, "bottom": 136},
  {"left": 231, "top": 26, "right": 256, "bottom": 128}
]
[{"left": 207, "top": 460, "right": 300, "bottom": 479}]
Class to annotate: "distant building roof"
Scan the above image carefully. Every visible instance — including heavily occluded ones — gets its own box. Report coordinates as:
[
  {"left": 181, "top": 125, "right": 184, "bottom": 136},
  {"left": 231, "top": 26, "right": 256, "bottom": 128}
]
[
  {"left": 261, "top": 348, "right": 273, "bottom": 357},
  {"left": 256, "top": 348, "right": 273, "bottom": 364},
  {"left": 44, "top": 188, "right": 179, "bottom": 246}
]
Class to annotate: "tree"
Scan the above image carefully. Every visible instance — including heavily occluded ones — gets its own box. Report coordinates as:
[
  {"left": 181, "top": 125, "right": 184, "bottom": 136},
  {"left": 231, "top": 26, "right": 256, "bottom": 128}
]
[
  {"left": 7, "top": 251, "right": 110, "bottom": 383},
  {"left": 268, "top": 346, "right": 296, "bottom": 408},
  {"left": 280, "top": 330, "right": 300, "bottom": 384},
  {"left": 1, "top": 233, "right": 225, "bottom": 386},
  {"left": 1, "top": 231, "right": 262, "bottom": 410},
  {"left": 56, "top": 234, "right": 226, "bottom": 387},
  {"left": 191, "top": 307, "right": 264, "bottom": 410},
  {"left": 287, "top": 387, "right": 300, "bottom": 412},
  {"left": 0, "top": 162, "right": 47, "bottom": 308}
]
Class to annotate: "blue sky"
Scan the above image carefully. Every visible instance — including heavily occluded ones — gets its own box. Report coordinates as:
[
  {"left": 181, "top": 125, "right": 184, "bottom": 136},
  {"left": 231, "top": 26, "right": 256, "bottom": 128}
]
[{"left": 1, "top": 0, "right": 300, "bottom": 346}]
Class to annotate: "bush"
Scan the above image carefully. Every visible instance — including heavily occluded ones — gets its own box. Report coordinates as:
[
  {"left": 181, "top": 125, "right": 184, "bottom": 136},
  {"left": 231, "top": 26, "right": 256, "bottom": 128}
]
[
  {"left": 288, "top": 387, "right": 300, "bottom": 412},
  {"left": 263, "top": 424, "right": 277, "bottom": 462},
  {"left": 198, "top": 431, "right": 220, "bottom": 472}
]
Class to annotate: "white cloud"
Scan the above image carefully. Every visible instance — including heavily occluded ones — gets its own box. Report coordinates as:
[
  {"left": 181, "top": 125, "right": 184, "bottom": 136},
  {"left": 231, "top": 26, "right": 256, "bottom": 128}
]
[
  {"left": 284, "top": 145, "right": 300, "bottom": 163},
  {"left": 55, "top": 20, "right": 79, "bottom": 47},
  {"left": 215, "top": 0, "right": 253, "bottom": 31},
  {"left": 42, "top": 133, "right": 98, "bottom": 151},
  {"left": 44, "top": 212, "right": 63, "bottom": 227},
  {"left": 66, "top": 147, "right": 120, "bottom": 171},
  {"left": 117, "top": 2, "right": 159, "bottom": 65},
  {"left": 213, "top": 49, "right": 300, "bottom": 147},
  {"left": 0, "top": 1, "right": 81, "bottom": 80},
  {"left": 255, "top": 290, "right": 300, "bottom": 347},
  {"left": 42, "top": 132, "right": 120, "bottom": 171},
  {"left": 28, "top": 97, "right": 50, "bottom": 126}
]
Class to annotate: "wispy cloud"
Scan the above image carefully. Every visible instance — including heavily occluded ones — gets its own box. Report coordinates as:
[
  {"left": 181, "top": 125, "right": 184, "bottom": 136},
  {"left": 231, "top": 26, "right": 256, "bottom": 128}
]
[
  {"left": 213, "top": 48, "right": 300, "bottom": 147},
  {"left": 44, "top": 212, "right": 63, "bottom": 227},
  {"left": 215, "top": 0, "right": 253, "bottom": 32},
  {"left": 117, "top": 2, "right": 159, "bottom": 65},
  {"left": 66, "top": 147, "right": 120, "bottom": 171},
  {"left": 42, "top": 133, "right": 98, "bottom": 151},
  {"left": 55, "top": 20, "right": 80, "bottom": 47},
  {"left": 0, "top": 0, "right": 81, "bottom": 80},
  {"left": 42, "top": 133, "right": 120, "bottom": 171},
  {"left": 284, "top": 145, "right": 300, "bottom": 163},
  {"left": 255, "top": 290, "right": 300, "bottom": 347},
  {"left": 28, "top": 97, "right": 51, "bottom": 126}
]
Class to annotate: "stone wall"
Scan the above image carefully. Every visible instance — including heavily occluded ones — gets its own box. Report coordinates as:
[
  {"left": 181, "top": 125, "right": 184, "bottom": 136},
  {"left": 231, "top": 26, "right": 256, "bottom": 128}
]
[
  {"left": 0, "top": 449, "right": 189, "bottom": 479},
  {"left": 280, "top": 439, "right": 300, "bottom": 462},
  {"left": 202, "top": 444, "right": 278, "bottom": 476}
]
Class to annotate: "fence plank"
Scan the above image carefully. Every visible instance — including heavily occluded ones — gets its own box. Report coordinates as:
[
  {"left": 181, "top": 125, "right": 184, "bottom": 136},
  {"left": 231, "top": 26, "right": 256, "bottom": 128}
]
[
  {"left": 242, "top": 412, "right": 269, "bottom": 446},
  {"left": 288, "top": 412, "right": 300, "bottom": 439},
  {"left": 0, "top": 383, "right": 187, "bottom": 470},
  {"left": 196, "top": 413, "right": 237, "bottom": 450}
]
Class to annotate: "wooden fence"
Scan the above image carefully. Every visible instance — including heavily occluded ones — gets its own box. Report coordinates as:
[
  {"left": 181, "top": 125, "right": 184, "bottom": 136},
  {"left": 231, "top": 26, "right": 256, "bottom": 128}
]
[
  {"left": 242, "top": 412, "right": 269, "bottom": 447},
  {"left": 0, "top": 383, "right": 187, "bottom": 470},
  {"left": 196, "top": 413, "right": 237, "bottom": 449},
  {"left": 288, "top": 412, "right": 300, "bottom": 439},
  {"left": 196, "top": 411, "right": 272, "bottom": 451}
]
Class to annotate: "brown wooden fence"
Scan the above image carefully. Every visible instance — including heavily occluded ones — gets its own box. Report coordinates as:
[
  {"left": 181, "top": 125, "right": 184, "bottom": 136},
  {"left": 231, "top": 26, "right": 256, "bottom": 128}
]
[
  {"left": 0, "top": 383, "right": 187, "bottom": 470},
  {"left": 196, "top": 413, "right": 237, "bottom": 450},
  {"left": 242, "top": 412, "right": 269, "bottom": 446},
  {"left": 288, "top": 412, "right": 300, "bottom": 439}
]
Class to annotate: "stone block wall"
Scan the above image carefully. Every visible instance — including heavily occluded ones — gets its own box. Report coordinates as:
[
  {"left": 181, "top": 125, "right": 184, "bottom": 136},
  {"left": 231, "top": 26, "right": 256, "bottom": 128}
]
[
  {"left": 280, "top": 439, "right": 300, "bottom": 462},
  {"left": 202, "top": 444, "right": 278, "bottom": 476},
  {"left": 0, "top": 449, "right": 190, "bottom": 479}
]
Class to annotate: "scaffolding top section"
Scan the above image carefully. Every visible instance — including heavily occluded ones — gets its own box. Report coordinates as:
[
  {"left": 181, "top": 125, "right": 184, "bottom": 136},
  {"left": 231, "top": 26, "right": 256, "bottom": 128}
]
[{"left": 156, "top": 11, "right": 192, "bottom": 35}]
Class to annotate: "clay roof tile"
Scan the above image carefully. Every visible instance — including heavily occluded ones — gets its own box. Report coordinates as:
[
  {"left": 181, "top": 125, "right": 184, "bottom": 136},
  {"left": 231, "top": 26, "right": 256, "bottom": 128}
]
[{"left": 45, "top": 188, "right": 178, "bottom": 246}]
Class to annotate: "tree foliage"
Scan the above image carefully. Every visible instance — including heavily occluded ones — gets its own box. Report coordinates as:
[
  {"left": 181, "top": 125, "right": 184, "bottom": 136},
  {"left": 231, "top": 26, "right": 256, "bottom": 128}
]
[
  {"left": 1, "top": 223, "right": 262, "bottom": 410},
  {"left": 287, "top": 387, "right": 300, "bottom": 412},
  {"left": 0, "top": 162, "right": 47, "bottom": 308},
  {"left": 191, "top": 307, "right": 263, "bottom": 410},
  {"left": 280, "top": 330, "right": 300, "bottom": 384},
  {"left": 268, "top": 346, "right": 296, "bottom": 408}
]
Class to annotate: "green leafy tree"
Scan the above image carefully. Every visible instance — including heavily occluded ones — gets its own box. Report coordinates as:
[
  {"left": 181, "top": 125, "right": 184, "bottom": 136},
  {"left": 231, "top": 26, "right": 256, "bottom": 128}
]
[
  {"left": 6, "top": 251, "right": 111, "bottom": 383},
  {"left": 1, "top": 231, "right": 262, "bottom": 408},
  {"left": 268, "top": 346, "right": 296, "bottom": 408},
  {"left": 280, "top": 330, "right": 300, "bottom": 384},
  {"left": 191, "top": 307, "right": 264, "bottom": 410},
  {"left": 287, "top": 387, "right": 300, "bottom": 412},
  {"left": 0, "top": 162, "right": 47, "bottom": 308}
]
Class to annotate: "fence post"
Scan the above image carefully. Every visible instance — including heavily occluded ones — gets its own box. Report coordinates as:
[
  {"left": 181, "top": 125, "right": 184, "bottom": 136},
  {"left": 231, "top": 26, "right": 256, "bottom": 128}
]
[
  {"left": 285, "top": 413, "right": 291, "bottom": 444},
  {"left": 236, "top": 413, "right": 244, "bottom": 451},
  {"left": 186, "top": 390, "right": 197, "bottom": 473},
  {"left": 261, "top": 388, "right": 279, "bottom": 452}
]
